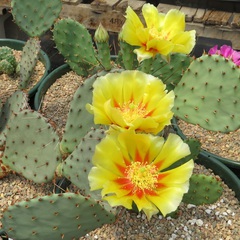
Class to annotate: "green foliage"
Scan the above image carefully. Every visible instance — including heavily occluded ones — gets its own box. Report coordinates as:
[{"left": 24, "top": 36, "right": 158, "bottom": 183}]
[
  {"left": 2, "top": 109, "right": 61, "bottom": 183},
  {"left": 182, "top": 174, "right": 223, "bottom": 205},
  {"left": 60, "top": 70, "right": 108, "bottom": 154},
  {"left": 0, "top": 46, "right": 17, "bottom": 75},
  {"left": 62, "top": 128, "right": 105, "bottom": 198},
  {"left": 94, "top": 24, "right": 112, "bottom": 70},
  {"left": 19, "top": 38, "right": 41, "bottom": 89},
  {"left": 2, "top": 193, "right": 116, "bottom": 240},
  {"left": 11, "top": 0, "right": 62, "bottom": 37},
  {"left": 173, "top": 54, "right": 240, "bottom": 132},
  {"left": 149, "top": 53, "right": 192, "bottom": 90},
  {"left": 117, "top": 40, "right": 138, "bottom": 70},
  {"left": 0, "top": 91, "right": 29, "bottom": 148},
  {"left": 53, "top": 18, "right": 99, "bottom": 76}
]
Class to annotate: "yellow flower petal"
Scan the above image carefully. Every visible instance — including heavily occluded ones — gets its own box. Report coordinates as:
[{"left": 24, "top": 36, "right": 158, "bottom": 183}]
[
  {"left": 87, "top": 70, "right": 174, "bottom": 134},
  {"left": 147, "top": 39, "right": 174, "bottom": 56},
  {"left": 142, "top": 3, "right": 165, "bottom": 29},
  {"left": 162, "top": 9, "right": 185, "bottom": 38},
  {"left": 134, "top": 47, "right": 154, "bottom": 62},
  {"left": 89, "top": 131, "right": 194, "bottom": 219},
  {"left": 171, "top": 30, "right": 196, "bottom": 54},
  {"left": 121, "top": 6, "right": 144, "bottom": 46},
  {"left": 147, "top": 160, "right": 194, "bottom": 216},
  {"left": 153, "top": 133, "right": 191, "bottom": 170},
  {"left": 121, "top": 4, "right": 196, "bottom": 60}
]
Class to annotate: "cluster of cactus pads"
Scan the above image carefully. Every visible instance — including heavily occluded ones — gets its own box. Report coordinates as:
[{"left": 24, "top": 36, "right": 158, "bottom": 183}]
[
  {"left": 1, "top": 77, "right": 223, "bottom": 239},
  {"left": 0, "top": 46, "right": 17, "bottom": 75},
  {"left": 0, "top": 1, "right": 226, "bottom": 239}
]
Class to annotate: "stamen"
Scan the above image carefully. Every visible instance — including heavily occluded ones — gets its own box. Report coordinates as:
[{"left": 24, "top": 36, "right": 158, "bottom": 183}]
[
  {"left": 125, "top": 162, "right": 158, "bottom": 192},
  {"left": 116, "top": 101, "right": 149, "bottom": 122}
]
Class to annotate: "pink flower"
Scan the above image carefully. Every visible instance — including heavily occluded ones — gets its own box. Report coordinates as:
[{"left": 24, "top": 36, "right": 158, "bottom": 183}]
[{"left": 208, "top": 45, "right": 240, "bottom": 66}]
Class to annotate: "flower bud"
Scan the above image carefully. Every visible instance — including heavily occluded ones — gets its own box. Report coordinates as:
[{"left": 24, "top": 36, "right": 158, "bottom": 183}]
[{"left": 94, "top": 23, "right": 109, "bottom": 42}]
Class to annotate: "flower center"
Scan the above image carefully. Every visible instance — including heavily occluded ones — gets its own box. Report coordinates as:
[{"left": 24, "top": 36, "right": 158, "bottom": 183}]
[
  {"left": 118, "top": 101, "right": 148, "bottom": 123},
  {"left": 149, "top": 28, "right": 169, "bottom": 41},
  {"left": 126, "top": 162, "right": 158, "bottom": 191}
]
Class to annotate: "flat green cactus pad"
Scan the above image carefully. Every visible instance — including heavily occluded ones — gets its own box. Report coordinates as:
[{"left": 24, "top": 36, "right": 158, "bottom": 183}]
[
  {"left": 19, "top": 38, "right": 41, "bottom": 89},
  {"left": 173, "top": 54, "right": 240, "bottom": 132},
  {"left": 2, "top": 193, "right": 116, "bottom": 240},
  {"left": 62, "top": 128, "right": 105, "bottom": 197},
  {"left": 11, "top": 0, "right": 62, "bottom": 37},
  {"left": 0, "top": 91, "right": 29, "bottom": 147},
  {"left": 2, "top": 109, "right": 61, "bottom": 183},
  {"left": 182, "top": 174, "right": 223, "bottom": 205},
  {"left": 149, "top": 53, "right": 191, "bottom": 89},
  {"left": 53, "top": 18, "right": 98, "bottom": 73},
  {"left": 60, "top": 70, "right": 108, "bottom": 154}
]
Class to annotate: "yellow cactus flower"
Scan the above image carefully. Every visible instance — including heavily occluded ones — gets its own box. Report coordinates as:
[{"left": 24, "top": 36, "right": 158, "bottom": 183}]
[
  {"left": 88, "top": 131, "right": 194, "bottom": 220},
  {"left": 121, "top": 3, "right": 196, "bottom": 62},
  {"left": 86, "top": 70, "right": 174, "bottom": 134}
]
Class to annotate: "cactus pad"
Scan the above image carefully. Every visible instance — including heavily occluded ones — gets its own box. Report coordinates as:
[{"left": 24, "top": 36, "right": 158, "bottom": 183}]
[
  {"left": 0, "top": 59, "right": 15, "bottom": 75},
  {"left": 173, "top": 54, "right": 240, "bottom": 132},
  {"left": 182, "top": 174, "right": 223, "bottom": 205},
  {"left": 2, "top": 193, "right": 116, "bottom": 240},
  {"left": 0, "top": 91, "right": 29, "bottom": 147},
  {"left": 11, "top": 0, "right": 62, "bottom": 37},
  {"left": 2, "top": 109, "right": 61, "bottom": 183},
  {"left": 149, "top": 53, "right": 191, "bottom": 89},
  {"left": 60, "top": 71, "right": 108, "bottom": 153},
  {"left": 53, "top": 18, "right": 98, "bottom": 75},
  {"left": 0, "top": 46, "right": 17, "bottom": 75},
  {"left": 0, "top": 46, "right": 12, "bottom": 59},
  {"left": 62, "top": 128, "right": 106, "bottom": 197},
  {"left": 19, "top": 38, "right": 41, "bottom": 89}
]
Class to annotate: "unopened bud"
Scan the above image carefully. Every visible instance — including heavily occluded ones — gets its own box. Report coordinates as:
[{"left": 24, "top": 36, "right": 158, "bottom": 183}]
[{"left": 94, "top": 23, "right": 109, "bottom": 42}]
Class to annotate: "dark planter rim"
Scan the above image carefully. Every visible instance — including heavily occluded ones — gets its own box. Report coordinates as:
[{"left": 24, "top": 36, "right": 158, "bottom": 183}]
[
  {"left": 172, "top": 117, "right": 240, "bottom": 170},
  {"left": 0, "top": 38, "right": 51, "bottom": 98}
]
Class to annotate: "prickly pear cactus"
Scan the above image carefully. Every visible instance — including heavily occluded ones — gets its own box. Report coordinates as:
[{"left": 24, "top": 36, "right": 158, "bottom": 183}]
[
  {"left": 53, "top": 18, "right": 99, "bottom": 76},
  {"left": 173, "top": 54, "right": 240, "bottom": 132},
  {"left": 2, "top": 193, "right": 116, "bottom": 240},
  {"left": 182, "top": 174, "right": 223, "bottom": 205},
  {"left": 0, "top": 46, "right": 12, "bottom": 59},
  {"left": 2, "top": 109, "right": 61, "bottom": 183},
  {"left": 0, "top": 91, "right": 29, "bottom": 147},
  {"left": 62, "top": 128, "right": 106, "bottom": 198},
  {"left": 94, "top": 24, "right": 112, "bottom": 71},
  {"left": 149, "top": 53, "right": 191, "bottom": 90},
  {"left": 19, "top": 38, "right": 41, "bottom": 89},
  {"left": 0, "top": 47, "right": 17, "bottom": 75},
  {"left": 0, "top": 59, "right": 14, "bottom": 75},
  {"left": 11, "top": 0, "right": 62, "bottom": 37},
  {"left": 60, "top": 70, "right": 109, "bottom": 153},
  {"left": 117, "top": 40, "right": 139, "bottom": 70}
]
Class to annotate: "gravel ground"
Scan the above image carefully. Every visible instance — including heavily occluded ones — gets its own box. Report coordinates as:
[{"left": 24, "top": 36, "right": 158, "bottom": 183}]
[
  {"left": 177, "top": 119, "right": 240, "bottom": 161},
  {"left": 39, "top": 70, "right": 84, "bottom": 138}
]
